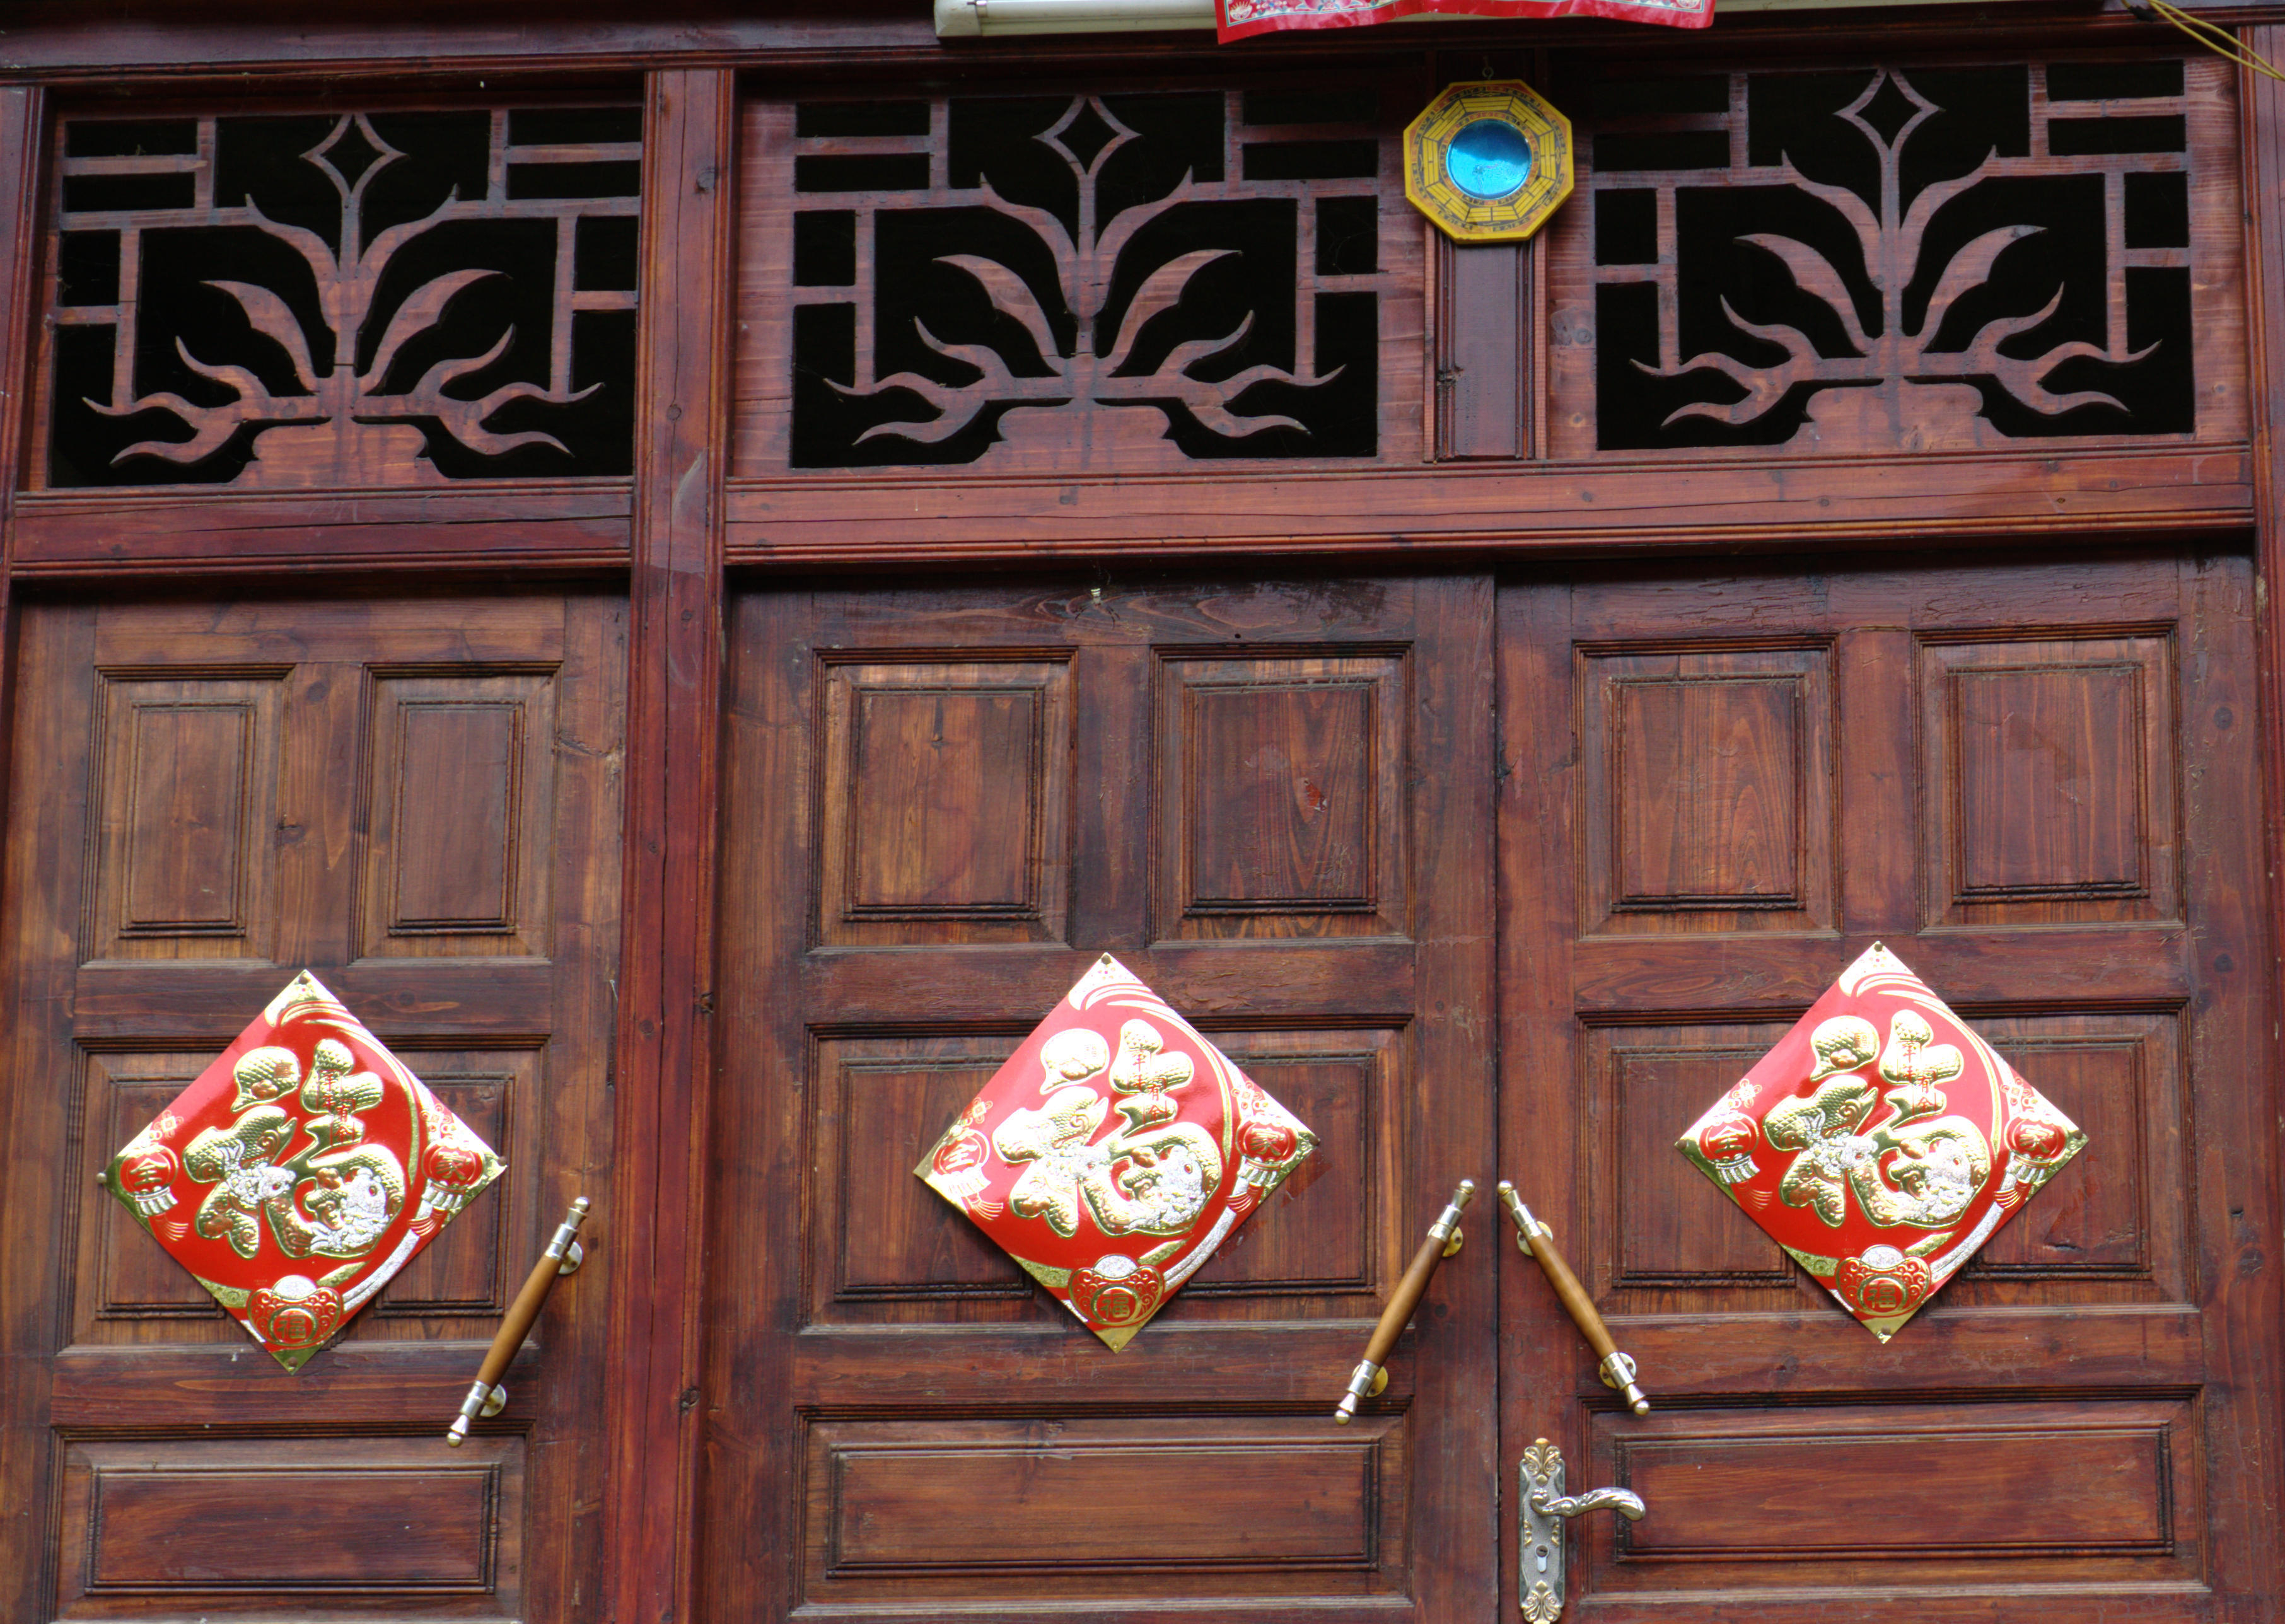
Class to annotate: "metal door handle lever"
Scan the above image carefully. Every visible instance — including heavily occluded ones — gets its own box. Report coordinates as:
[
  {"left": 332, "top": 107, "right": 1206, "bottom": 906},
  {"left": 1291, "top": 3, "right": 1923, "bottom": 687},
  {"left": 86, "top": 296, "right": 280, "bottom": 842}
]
[
  {"left": 1518, "top": 1439, "right": 1645, "bottom": 1622},
  {"left": 446, "top": 1197, "right": 591, "bottom": 1446},
  {"left": 1333, "top": 1178, "right": 1474, "bottom": 1424},
  {"left": 1530, "top": 1483, "right": 1648, "bottom": 1521}
]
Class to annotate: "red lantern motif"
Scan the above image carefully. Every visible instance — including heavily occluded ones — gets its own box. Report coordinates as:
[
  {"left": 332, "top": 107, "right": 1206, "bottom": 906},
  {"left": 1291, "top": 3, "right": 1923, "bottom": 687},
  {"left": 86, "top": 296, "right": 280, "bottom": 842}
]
[
  {"left": 1696, "top": 1103, "right": 1760, "bottom": 1185},
  {"left": 1675, "top": 943, "right": 2087, "bottom": 1341},
  {"left": 922, "top": 1098, "right": 1002, "bottom": 1220},
  {"left": 422, "top": 1139, "right": 491, "bottom": 1217},
  {"left": 916, "top": 954, "right": 1317, "bottom": 1349},
  {"left": 116, "top": 1143, "right": 182, "bottom": 1215},
  {"left": 103, "top": 970, "right": 504, "bottom": 1370},
  {"left": 2008, "top": 1115, "right": 2069, "bottom": 1161}
]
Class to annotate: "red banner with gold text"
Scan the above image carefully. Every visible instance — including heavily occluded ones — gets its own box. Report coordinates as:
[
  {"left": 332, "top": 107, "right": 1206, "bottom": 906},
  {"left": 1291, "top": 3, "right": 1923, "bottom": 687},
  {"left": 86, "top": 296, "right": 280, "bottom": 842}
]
[{"left": 1218, "top": 0, "right": 1709, "bottom": 38}]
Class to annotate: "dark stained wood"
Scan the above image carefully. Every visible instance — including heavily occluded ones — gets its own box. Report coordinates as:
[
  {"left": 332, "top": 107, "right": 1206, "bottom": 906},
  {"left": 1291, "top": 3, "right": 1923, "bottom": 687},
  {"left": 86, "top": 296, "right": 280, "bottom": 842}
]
[
  {"left": 731, "top": 79, "right": 1428, "bottom": 482},
  {"left": 1544, "top": 52, "right": 2249, "bottom": 463},
  {"left": 705, "top": 574, "right": 1497, "bottom": 1623},
  {"left": 815, "top": 657, "right": 1074, "bottom": 945},
  {"left": 2245, "top": 51, "right": 2285, "bottom": 1558},
  {"left": 0, "top": 85, "right": 39, "bottom": 628},
  {"left": 1436, "top": 238, "right": 1527, "bottom": 460},
  {"left": 1600, "top": 1396, "right": 2193, "bottom": 1572},
  {"left": 56, "top": 1435, "right": 524, "bottom": 1613},
  {"left": 0, "top": 4, "right": 2265, "bottom": 81},
  {"left": 1499, "top": 552, "right": 2280, "bottom": 1620},
  {"left": 47, "top": 1340, "right": 554, "bottom": 1425},
  {"left": 602, "top": 64, "right": 735, "bottom": 1624},
  {"left": 9, "top": 486, "right": 631, "bottom": 575},
  {"left": 1579, "top": 642, "right": 1832, "bottom": 936},
  {"left": 806, "top": 1415, "right": 1393, "bottom": 1592},
  {"left": 724, "top": 446, "right": 2253, "bottom": 564},
  {"left": 0, "top": 594, "right": 624, "bottom": 1621},
  {"left": 0, "top": 14, "right": 2278, "bottom": 1624}
]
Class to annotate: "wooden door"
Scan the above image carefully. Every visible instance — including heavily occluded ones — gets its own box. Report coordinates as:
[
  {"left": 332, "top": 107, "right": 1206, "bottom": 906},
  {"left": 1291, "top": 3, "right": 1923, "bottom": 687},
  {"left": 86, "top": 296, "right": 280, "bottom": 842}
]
[
  {"left": 0, "top": 593, "right": 624, "bottom": 1623},
  {"left": 1500, "top": 550, "right": 2281, "bottom": 1620},
  {"left": 706, "top": 574, "right": 1496, "bottom": 1622}
]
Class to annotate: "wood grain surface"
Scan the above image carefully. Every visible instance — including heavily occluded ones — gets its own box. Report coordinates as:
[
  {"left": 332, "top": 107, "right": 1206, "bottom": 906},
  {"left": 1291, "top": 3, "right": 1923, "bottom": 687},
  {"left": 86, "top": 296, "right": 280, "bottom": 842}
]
[{"left": 0, "top": 14, "right": 2277, "bottom": 1624}]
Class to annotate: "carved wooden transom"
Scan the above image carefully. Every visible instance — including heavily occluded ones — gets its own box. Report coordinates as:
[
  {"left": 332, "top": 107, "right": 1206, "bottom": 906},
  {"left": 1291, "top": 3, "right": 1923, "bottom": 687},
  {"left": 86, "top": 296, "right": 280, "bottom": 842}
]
[
  {"left": 41, "top": 108, "right": 641, "bottom": 489},
  {"left": 788, "top": 89, "right": 1392, "bottom": 468},
  {"left": 1586, "top": 61, "right": 2195, "bottom": 453}
]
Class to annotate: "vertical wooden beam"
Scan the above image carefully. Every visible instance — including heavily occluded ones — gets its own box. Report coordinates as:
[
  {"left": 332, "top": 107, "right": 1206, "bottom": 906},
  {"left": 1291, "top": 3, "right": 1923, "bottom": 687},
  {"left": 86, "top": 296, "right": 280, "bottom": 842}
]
[
  {"left": 605, "top": 66, "right": 735, "bottom": 1624},
  {"left": 2240, "top": 42, "right": 2285, "bottom": 1602},
  {"left": 0, "top": 83, "right": 45, "bottom": 698},
  {"left": 0, "top": 86, "right": 41, "bottom": 541},
  {"left": 0, "top": 83, "right": 47, "bottom": 1623},
  {"left": 2246, "top": 38, "right": 2285, "bottom": 1083}
]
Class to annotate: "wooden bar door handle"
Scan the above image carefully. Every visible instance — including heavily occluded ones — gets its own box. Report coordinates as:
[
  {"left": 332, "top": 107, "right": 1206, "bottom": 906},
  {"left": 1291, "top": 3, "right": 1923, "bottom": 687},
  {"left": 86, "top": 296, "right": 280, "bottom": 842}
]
[
  {"left": 1497, "top": 1181, "right": 1649, "bottom": 1416},
  {"left": 1334, "top": 1178, "right": 1475, "bottom": 1424},
  {"left": 446, "top": 1197, "right": 592, "bottom": 1446}
]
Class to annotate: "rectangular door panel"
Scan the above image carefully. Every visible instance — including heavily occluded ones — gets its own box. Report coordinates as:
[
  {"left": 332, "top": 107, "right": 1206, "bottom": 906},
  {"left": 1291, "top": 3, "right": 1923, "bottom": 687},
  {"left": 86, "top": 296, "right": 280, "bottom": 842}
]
[
  {"left": 706, "top": 575, "right": 1495, "bottom": 1623},
  {"left": 1500, "top": 553, "right": 2277, "bottom": 1620},
  {"left": 0, "top": 594, "right": 624, "bottom": 1623}
]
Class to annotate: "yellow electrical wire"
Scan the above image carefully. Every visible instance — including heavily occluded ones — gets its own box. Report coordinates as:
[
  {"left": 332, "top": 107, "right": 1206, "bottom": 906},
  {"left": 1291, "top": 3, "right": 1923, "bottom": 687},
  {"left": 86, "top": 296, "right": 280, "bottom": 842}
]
[{"left": 2132, "top": 0, "right": 2285, "bottom": 83}]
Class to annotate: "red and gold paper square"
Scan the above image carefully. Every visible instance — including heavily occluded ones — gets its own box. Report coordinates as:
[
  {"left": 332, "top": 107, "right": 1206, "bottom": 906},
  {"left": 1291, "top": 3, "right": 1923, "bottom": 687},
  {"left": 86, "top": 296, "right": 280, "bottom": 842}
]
[
  {"left": 1676, "top": 943, "right": 2086, "bottom": 1340},
  {"left": 916, "top": 954, "right": 1317, "bottom": 1349},
  {"left": 103, "top": 970, "right": 504, "bottom": 1370}
]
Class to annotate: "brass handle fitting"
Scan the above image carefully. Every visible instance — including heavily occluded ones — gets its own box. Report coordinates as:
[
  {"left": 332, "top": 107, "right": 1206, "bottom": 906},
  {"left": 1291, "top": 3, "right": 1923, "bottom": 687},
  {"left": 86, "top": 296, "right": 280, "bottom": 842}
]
[
  {"left": 1334, "top": 1178, "right": 1475, "bottom": 1424},
  {"left": 446, "top": 1196, "right": 591, "bottom": 1446}
]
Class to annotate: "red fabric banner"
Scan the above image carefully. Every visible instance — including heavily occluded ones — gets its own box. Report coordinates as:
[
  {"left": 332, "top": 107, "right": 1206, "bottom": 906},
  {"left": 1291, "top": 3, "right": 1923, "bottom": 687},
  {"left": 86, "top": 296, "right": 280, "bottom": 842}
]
[{"left": 1218, "top": 0, "right": 1710, "bottom": 38}]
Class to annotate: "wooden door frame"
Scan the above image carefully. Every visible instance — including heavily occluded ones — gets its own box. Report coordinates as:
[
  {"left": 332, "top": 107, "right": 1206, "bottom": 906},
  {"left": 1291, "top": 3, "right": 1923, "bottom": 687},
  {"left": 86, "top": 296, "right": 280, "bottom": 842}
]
[
  {"left": 605, "top": 66, "right": 736, "bottom": 1624},
  {"left": 0, "top": 13, "right": 2277, "bottom": 1622}
]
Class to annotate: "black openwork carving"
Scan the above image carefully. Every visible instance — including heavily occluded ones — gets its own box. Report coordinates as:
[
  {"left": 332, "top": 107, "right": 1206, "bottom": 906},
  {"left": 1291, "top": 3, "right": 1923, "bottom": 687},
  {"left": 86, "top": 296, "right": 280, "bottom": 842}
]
[
  {"left": 791, "top": 91, "right": 1387, "bottom": 468},
  {"left": 44, "top": 108, "right": 640, "bottom": 488},
  {"left": 1590, "top": 62, "right": 2194, "bottom": 451}
]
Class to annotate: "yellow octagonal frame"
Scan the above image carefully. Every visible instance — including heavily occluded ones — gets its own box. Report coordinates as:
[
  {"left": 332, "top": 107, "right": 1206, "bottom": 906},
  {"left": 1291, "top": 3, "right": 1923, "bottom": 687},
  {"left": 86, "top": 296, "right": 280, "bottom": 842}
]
[{"left": 1404, "top": 81, "right": 1574, "bottom": 244}]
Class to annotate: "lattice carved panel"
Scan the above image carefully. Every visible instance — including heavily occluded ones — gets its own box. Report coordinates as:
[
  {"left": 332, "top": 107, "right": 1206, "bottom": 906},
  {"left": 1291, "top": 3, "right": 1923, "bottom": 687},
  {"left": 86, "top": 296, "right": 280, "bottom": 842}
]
[
  {"left": 738, "top": 85, "right": 1421, "bottom": 473},
  {"left": 1548, "top": 57, "right": 2244, "bottom": 456},
  {"left": 38, "top": 108, "right": 641, "bottom": 489}
]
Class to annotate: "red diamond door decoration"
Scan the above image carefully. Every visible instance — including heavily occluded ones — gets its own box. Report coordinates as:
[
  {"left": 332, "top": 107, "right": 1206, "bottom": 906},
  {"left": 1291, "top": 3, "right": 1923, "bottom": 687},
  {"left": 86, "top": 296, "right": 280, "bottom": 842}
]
[
  {"left": 916, "top": 954, "right": 1317, "bottom": 1349},
  {"left": 103, "top": 970, "right": 504, "bottom": 1369},
  {"left": 1677, "top": 943, "right": 2086, "bottom": 1340}
]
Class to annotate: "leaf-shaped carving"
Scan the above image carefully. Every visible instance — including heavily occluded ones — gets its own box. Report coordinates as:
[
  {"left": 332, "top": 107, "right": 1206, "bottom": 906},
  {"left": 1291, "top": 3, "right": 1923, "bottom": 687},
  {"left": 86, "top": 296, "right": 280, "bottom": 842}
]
[
  {"left": 207, "top": 279, "right": 322, "bottom": 392},
  {"left": 1917, "top": 226, "right": 2041, "bottom": 350},
  {"left": 936, "top": 255, "right": 1062, "bottom": 376},
  {"left": 1735, "top": 235, "right": 1873, "bottom": 355},
  {"left": 361, "top": 268, "right": 499, "bottom": 392},
  {"left": 1102, "top": 248, "right": 1233, "bottom": 374}
]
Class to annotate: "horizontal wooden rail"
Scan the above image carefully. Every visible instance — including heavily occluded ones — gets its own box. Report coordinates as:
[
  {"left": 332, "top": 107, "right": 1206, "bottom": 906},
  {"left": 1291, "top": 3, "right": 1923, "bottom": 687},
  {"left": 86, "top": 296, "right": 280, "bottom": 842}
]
[{"left": 725, "top": 445, "right": 2253, "bottom": 567}]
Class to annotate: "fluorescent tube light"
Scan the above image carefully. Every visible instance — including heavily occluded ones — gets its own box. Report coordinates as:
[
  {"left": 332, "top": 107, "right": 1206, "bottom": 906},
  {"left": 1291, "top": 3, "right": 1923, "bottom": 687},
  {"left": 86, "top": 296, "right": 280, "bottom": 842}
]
[
  {"left": 935, "top": 0, "right": 1215, "bottom": 35},
  {"left": 936, "top": 0, "right": 1984, "bottom": 35}
]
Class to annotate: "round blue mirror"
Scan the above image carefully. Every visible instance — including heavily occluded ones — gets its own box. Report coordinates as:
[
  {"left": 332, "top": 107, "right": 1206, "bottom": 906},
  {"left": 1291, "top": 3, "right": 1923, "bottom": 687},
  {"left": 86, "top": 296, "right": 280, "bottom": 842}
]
[{"left": 1445, "top": 118, "right": 1533, "bottom": 201}]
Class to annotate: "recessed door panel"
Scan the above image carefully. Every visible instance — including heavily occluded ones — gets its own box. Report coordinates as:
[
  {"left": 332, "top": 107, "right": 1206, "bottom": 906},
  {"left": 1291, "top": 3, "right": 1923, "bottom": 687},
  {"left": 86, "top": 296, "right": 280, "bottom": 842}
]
[
  {"left": 0, "top": 594, "right": 623, "bottom": 1623},
  {"left": 1500, "top": 553, "right": 2277, "bottom": 1621},
  {"left": 707, "top": 575, "right": 1496, "bottom": 1623}
]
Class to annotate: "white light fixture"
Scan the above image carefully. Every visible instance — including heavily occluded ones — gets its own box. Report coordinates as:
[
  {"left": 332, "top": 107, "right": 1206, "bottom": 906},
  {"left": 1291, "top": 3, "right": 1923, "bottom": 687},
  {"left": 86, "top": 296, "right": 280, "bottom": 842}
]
[
  {"left": 934, "top": 0, "right": 1214, "bottom": 35},
  {"left": 936, "top": 0, "right": 1976, "bottom": 35}
]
